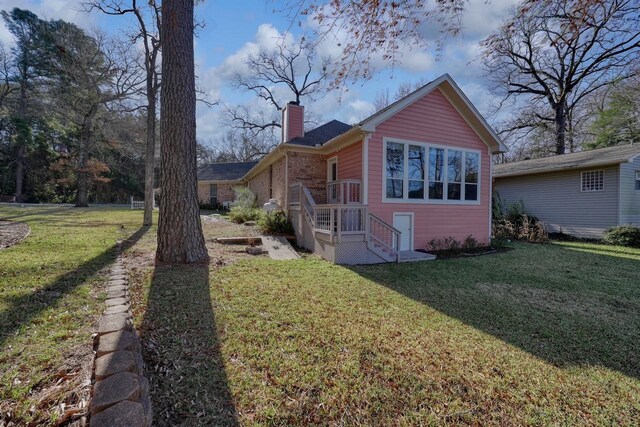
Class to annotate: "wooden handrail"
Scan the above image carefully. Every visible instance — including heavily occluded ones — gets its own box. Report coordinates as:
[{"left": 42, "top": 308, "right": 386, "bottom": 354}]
[{"left": 368, "top": 213, "right": 401, "bottom": 235}]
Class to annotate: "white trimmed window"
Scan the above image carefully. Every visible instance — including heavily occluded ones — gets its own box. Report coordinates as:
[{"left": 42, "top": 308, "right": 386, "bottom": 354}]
[
  {"left": 385, "top": 140, "right": 480, "bottom": 203},
  {"left": 635, "top": 171, "right": 640, "bottom": 190},
  {"left": 581, "top": 170, "right": 604, "bottom": 192}
]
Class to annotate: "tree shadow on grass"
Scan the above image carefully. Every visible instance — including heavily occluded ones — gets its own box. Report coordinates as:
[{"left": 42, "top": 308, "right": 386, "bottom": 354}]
[
  {"left": 349, "top": 243, "right": 640, "bottom": 381},
  {"left": 140, "top": 262, "right": 237, "bottom": 426},
  {"left": 0, "top": 226, "right": 149, "bottom": 349}
]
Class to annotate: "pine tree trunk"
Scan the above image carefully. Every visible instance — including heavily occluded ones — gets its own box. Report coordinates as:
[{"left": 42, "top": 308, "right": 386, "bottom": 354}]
[
  {"left": 14, "top": 144, "right": 24, "bottom": 203},
  {"left": 14, "top": 83, "right": 27, "bottom": 203},
  {"left": 156, "top": 0, "right": 208, "bottom": 264},
  {"left": 75, "top": 147, "right": 90, "bottom": 207},
  {"left": 554, "top": 104, "right": 567, "bottom": 155},
  {"left": 75, "top": 113, "right": 93, "bottom": 208},
  {"left": 143, "top": 89, "right": 157, "bottom": 226}
]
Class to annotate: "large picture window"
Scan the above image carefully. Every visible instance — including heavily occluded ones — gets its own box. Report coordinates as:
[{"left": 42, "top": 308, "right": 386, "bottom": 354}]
[{"left": 385, "top": 140, "right": 480, "bottom": 203}]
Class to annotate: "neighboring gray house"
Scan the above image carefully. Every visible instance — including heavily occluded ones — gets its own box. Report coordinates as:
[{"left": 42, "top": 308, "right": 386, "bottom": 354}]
[{"left": 493, "top": 144, "right": 640, "bottom": 238}]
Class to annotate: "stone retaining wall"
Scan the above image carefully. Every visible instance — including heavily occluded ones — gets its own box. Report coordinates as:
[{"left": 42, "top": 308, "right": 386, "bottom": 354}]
[{"left": 89, "top": 252, "right": 151, "bottom": 426}]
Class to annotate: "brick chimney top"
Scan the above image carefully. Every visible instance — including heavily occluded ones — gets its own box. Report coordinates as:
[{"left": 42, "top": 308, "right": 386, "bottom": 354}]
[{"left": 281, "top": 102, "right": 304, "bottom": 143}]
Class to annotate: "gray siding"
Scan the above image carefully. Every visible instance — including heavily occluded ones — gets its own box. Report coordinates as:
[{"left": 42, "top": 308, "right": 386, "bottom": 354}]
[
  {"left": 494, "top": 167, "right": 619, "bottom": 238},
  {"left": 619, "top": 155, "right": 640, "bottom": 225}
]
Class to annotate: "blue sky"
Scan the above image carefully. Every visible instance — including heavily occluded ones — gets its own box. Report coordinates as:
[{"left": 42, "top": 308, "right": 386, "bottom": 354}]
[{"left": 0, "top": 0, "right": 520, "bottom": 143}]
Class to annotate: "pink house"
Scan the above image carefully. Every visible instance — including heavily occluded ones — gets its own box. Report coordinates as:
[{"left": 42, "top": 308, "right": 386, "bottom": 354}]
[{"left": 199, "top": 74, "right": 507, "bottom": 263}]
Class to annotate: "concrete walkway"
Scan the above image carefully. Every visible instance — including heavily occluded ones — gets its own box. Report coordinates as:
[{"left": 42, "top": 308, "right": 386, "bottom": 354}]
[{"left": 261, "top": 236, "right": 300, "bottom": 260}]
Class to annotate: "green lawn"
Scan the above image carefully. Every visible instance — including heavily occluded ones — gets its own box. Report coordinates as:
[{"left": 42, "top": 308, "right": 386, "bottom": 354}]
[
  {"left": 2, "top": 207, "right": 639, "bottom": 425},
  {"left": 0, "top": 206, "right": 147, "bottom": 425},
  {"left": 131, "top": 224, "right": 640, "bottom": 425}
]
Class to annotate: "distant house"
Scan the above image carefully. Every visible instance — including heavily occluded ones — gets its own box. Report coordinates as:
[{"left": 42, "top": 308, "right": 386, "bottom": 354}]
[
  {"left": 493, "top": 144, "right": 640, "bottom": 239},
  {"left": 196, "top": 161, "right": 258, "bottom": 207},
  {"left": 197, "top": 74, "right": 507, "bottom": 263}
]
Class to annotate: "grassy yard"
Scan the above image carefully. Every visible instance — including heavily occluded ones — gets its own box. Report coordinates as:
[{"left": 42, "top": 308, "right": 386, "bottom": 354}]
[
  {"left": 127, "top": 221, "right": 640, "bottom": 425},
  {"left": 2, "top": 206, "right": 639, "bottom": 425},
  {"left": 0, "top": 206, "right": 147, "bottom": 425}
]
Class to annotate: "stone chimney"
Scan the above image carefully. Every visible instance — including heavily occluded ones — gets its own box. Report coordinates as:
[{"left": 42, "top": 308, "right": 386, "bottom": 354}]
[{"left": 281, "top": 102, "right": 304, "bottom": 143}]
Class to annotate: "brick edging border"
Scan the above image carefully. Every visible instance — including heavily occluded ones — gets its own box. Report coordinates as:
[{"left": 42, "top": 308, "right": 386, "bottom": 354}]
[{"left": 89, "top": 249, "right": 152, "bottom": 426}]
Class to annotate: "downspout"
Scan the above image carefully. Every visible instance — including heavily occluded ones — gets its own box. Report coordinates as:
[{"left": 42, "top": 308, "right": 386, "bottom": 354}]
[{"left": 285, "top": 151, "right": 289, "bottom": 212}]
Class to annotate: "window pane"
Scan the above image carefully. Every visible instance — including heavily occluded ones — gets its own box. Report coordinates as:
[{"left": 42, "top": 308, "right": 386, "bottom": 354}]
[
  {"left": 386, "top": 179, "right": 403, "bottom": 198},
  {"left": 581, "top": 170, "right": 604, "bottom": 191},
  {"left": 465, "top": 152, "right": 479, "bottom": 183},
  {"left": 448, "top": 183, "right": 461, "bottom": 200},
  {"left": 408, "top": 180, "right": 424, "bottom": 199},
  {"left": 465, "top": 183, "right": 478, "bottom": 201},
  {"left": 408, "top": 145, "right": 425, "bottom": 180},
  {"left": 386, "top": 142, "right": 404, "bottom": 179},
  {"left": 635, "top": 171, "right": 640, "bottom": 190},
  {"left": 429, "top": 182, "right": 443, "bottom": 200},
  {"left": 448, "top": 150, "right": 462, "bottom": 183},
  {"left": 429, "top": 148, "right": 444, "bottom": 181}
]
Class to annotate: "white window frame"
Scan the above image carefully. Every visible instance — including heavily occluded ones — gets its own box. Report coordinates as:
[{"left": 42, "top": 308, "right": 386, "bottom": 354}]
[
  {"left": 382, "top": 137, "right": 481, "bottom": 205},
  {"left": 580, "top": 170, "right": 604, "bottom": 192}
]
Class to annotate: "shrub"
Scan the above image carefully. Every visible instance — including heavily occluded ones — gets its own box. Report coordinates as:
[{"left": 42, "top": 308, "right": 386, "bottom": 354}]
[
  {"left": 603, "top": 226, "right": 640, "bottom": 248},
  {"left": 228, "top": 187, "right": 263, "bottom": 224},
  {"left": 427, "top": 235, "right": 479, "bottom": 253},
  {"left": 233, "top": 187, "right": 258, "bottom": 210},
  {"left": 257, "top": 210, "right": 293, "bottom": 235},
  {"left": 229, "top": 206, "right": 263, "bottom": 224},
  {"left": 492, "top": 196, "right": 547, "bottom": 243}
]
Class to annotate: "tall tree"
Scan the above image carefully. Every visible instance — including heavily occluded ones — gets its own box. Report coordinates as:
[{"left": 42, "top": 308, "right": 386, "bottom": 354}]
[
  {"left": 1, "top": 8, "right": 50, "bottom": 202},
  {"left": 224, "top": 39, "right": 328, "bottom": 149},
  {"left": 482, "top": 0, "right": 640, "bottom": 155},
  {"left": 85, "top": 0, "right": 162, "bottom": 226},
  {"left": 589, "top": 78, "right": 640, "bottom": 148},
  {"left": 48, "top": 24, "right": 144, "bottom": 207},
  {"left": 156, "top": 0, "right": 208, "bottom": 263}
]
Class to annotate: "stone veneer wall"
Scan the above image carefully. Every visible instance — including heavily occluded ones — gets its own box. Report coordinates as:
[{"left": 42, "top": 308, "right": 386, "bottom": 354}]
[{"left": 89, "top": 251, "right": 151, "bottom": 426}]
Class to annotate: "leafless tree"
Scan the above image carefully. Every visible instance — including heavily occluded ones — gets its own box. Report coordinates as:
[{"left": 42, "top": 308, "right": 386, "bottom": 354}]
[
  {"left": 224, "top": 39, "right": 328, "bottom": 150},
  {"left": 282, "top": 0, "right": 466, "bottom": 84},
  {"left": 156, "top": 0, "right": 208, "bottom": 264},
  {"left": 482, "top": 0, "right": 640, "bottom": 155},
  {"left": 370, "top": 78, "right": 431, "bottom": 113},
  {"left": 85, "top": 0, "right": 161, "bottom": 226}
]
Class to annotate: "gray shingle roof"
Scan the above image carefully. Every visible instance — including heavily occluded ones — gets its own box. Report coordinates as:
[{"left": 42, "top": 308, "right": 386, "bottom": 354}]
[
  {"left": 287, "top": 120, "right": 353, "bottom": 147},
  {"left": 493, "top": 144, "right": 640, "bottom": 178},
  {"left": 197, "top": 161, "right": 259, "bottom": 181}
]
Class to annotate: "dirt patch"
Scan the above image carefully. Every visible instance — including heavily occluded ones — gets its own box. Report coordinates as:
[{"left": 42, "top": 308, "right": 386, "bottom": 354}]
[{"left": 0, "top": 220, "right": 30, "bottom": 250}]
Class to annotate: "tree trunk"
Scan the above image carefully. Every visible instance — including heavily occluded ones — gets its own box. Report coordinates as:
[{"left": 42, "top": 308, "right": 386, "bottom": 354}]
[
  {"left": 14, "top": 144, "right": 25, "bottom": 203},
  {"left": 156, "top": 0, "right": 208, "bottom": 264},
  {"left": 143, "top": 88, "right": 157, "bottom": 226},
  {"left": 14, "top": 83, "right": 27, "bottom": 203},
  {"left": 75, "top": 114, "right": 93, "bottom": 208},
  {"left": 554, "top": 103, "right": 567, "bottom": 155}
]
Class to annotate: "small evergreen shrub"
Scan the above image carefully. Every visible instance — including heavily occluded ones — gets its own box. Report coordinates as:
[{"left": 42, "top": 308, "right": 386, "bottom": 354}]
[
  {"left": 228, "top": 187, "right": 262, "bottom": 224},
  {"left": 604, "top": 226, "right": 640, "bottom": 248},
  {"left": 257, "top": 210, "right": 293, "bottom": 235},
  {"left": 229, "top": 207, "right": 263, "bottom": 223}
]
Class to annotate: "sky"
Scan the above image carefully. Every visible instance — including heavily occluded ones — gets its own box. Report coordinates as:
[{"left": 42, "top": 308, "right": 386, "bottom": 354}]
[{"left": 0, "top": 0, "right": 521, "bottom": 144}]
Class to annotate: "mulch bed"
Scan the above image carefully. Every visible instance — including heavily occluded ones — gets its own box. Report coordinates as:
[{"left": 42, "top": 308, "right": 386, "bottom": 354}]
[{"left": 0, "top": 220, "right": 30, "bottom": 250}]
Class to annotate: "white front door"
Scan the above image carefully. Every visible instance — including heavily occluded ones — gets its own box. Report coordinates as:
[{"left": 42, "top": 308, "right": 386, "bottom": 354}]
[{"left": 393, "top": 213, "right": 413, "bottom": 251}]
